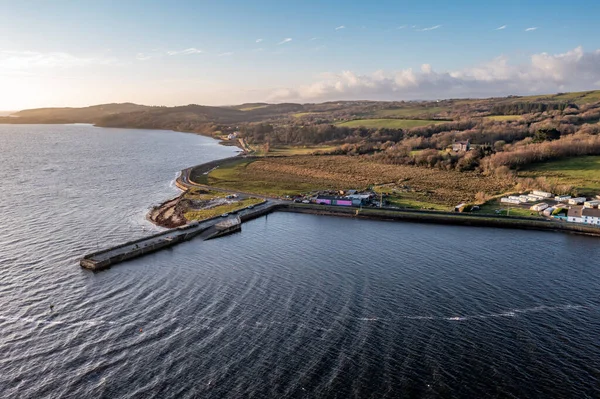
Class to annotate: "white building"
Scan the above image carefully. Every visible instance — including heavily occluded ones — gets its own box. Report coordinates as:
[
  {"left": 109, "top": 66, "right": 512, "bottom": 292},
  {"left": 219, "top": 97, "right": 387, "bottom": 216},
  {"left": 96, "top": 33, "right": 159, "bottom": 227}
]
[
  {"left": 555, "top": 195, "right": 571, "bottom": 202},
  {"left": 584, "top": 200, "right": 600, "bottom": 208},
  {"left": 568, "top": 197, "right": 586, "bottom": 205},
  {"left": 531, "top": 203, "right": 549, "bottom": 211},
  {"left": 532, "top": 190, "right": 553, "bottom": 198},
  {"left": 501, "top": 197, "right": 520, "bottom": 205},
  {"left": 568, "top": 206, "right": 600, "bottom": 225}
]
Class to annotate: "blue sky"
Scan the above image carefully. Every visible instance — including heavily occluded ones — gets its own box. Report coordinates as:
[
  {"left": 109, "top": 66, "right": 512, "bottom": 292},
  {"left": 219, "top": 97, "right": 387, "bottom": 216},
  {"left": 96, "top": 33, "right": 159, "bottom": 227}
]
[{"left": 1, "top": 0, "right": 600, "bottom": 109}]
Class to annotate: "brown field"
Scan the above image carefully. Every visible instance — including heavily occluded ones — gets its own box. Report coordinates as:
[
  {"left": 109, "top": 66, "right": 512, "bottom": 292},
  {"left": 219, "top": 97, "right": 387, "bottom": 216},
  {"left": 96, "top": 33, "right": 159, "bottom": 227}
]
[{"left": 207, "top": 156, "right": 514, "bottom": 206}]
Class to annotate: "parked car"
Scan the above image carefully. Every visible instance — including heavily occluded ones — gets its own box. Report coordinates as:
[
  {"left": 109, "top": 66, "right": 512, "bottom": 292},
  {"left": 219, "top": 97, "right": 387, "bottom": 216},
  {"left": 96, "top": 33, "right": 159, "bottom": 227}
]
[
  {"left": 221, "top": 213, "right": 229, "bottom": 217},
  {"left": 247, "top": 205, "right": 254, "bottom": 209},
  {"left": 302, "top": 200, "right": 310, "bottom": 204}
]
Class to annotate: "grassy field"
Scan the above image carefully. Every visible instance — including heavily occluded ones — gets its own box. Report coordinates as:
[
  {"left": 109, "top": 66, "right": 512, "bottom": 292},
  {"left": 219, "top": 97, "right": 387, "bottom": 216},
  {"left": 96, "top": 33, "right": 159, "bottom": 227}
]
[
  {"left": 336, "top": 118, "right": 445, "bottom": 129},
  {"left": 478, "top": 201, "right": 542, "bottom": 218},
  {"left": 200, "top": 155, "right": 514, "bottom": 206},
  {"left": 265, "top": 146, "right": 338, "bottom": 156},
  {"left": 518, "top": 156, "right": 600, "bottom": 195},
  {"left": 375, "top": 106, "right": 449, "bottom": 118},
  {"left": 511, "top": 90, "right": 600, "bottom": 105},
  {"left": 238, "top": 105, "right": 269, "bottom": 111},
  {"left": 184, "top": 197, "right": 263, "bottom": 221},
  {"left": 485, "top": 115, "right": 524, "bottom": 121}
]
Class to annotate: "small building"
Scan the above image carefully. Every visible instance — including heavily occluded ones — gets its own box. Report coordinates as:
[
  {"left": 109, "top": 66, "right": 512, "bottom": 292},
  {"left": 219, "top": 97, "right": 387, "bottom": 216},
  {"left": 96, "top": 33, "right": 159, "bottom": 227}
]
[
  {"left": 542, "top": 207, "right": 555, "bottom": 217},
  {"left": 568, "top": 206, "right": 600, "bottom": 225},
  {"left": 583, "top": 200, "right": 600, "bottom": 208},
  {"left": 530, "top": 203, "right": 549, "bottom": 211},
  {"left": 500, "top": 197, "right": 521, "bottom": 205},
  {"left": 452, "top": 140, "right": 470, "bottom": 152},
  {"left": 532, "top": 190, "right": 553, "bottom": 198},
  {"left": 555, "top": 195, "right": 571, "bottom": 202},
  {"left": 568, "top": 197, "right": 586, "bottom": 205},
  {"left": 518, "top": 195, "right": 531, "bottom": 203},
  {"left": 315, "top": 195, "right": 353, "bottom": 206}
]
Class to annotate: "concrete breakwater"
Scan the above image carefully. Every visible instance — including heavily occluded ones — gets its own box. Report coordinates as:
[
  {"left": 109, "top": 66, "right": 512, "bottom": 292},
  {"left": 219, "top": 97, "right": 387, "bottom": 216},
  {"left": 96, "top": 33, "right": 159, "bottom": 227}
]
[
  {"left": 282, "top": 204, "right": 600, "bottom": 237},
  {"left": 81, "top": 201, "right": 272, "bottom": 271}
]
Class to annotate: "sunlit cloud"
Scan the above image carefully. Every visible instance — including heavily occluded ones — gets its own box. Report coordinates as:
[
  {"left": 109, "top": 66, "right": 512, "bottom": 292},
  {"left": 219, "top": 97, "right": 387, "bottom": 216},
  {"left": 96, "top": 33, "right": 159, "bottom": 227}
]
[
  {"left": 417, "top": 25, "right": 442, "bottom": 31},
  {"left": 495, "top": 25, "right": 507, "bottom": 30},
  {"left": 166, "top": 48, "right": 202, "bottom": 56},
  {"left": 218, "top": 52, "right": 234, "bottom": 57},
  {"left": 525, "top": 27, "right": 538, "bottom": 31},
  {"left": 278, "top": 38, "right": 292, "bottom": 45},
  {"left": 255, "top": 39, "right": 263, "bottom": 43},
  {"left": 268, "top": 46, "right": 600, "bottom": 102},
  {"left": 309, "top": 37, "right": 319, "bottom": 41},
  {"left": 335, "top": 25, "right": 345, "bottom": 30}
]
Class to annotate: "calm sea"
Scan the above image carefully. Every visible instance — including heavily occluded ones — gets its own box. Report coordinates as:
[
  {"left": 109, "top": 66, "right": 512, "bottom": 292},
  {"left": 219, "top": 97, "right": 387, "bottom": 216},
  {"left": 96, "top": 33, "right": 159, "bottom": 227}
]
[{"left": 0, "top": 124, "right": 599, "bottom": 398}]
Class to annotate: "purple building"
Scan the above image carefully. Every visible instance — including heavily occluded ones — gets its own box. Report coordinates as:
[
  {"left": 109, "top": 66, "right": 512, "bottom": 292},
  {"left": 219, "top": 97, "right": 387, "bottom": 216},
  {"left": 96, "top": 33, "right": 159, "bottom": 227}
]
[{"left": 315, "top": 195, "right": 353, "bottom": 206}]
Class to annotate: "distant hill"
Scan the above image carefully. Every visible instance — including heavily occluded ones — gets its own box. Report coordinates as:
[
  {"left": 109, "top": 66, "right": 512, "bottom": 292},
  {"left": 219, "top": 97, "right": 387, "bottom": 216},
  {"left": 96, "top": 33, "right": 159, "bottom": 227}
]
[
  {"left": 1, "top": 89, "right": 600, "bottom": 133},
  {"left": 9, "top": 103, "right": 151, "bottom": 123}
]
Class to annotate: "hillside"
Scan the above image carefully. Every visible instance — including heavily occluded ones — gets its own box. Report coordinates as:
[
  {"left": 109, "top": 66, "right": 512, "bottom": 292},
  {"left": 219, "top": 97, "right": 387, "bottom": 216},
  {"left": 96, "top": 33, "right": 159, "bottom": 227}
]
[{"left": 7, "top": 103, "right": 151, "bottom": 123}]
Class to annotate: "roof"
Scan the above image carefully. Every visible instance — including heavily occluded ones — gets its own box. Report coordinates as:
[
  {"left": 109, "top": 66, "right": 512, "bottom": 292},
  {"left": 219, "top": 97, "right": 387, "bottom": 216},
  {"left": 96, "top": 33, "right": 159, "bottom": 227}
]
[
  {"left": 454, "top": 141, "right": 470, "bottom": 145},
  {"left": 583, "top": 208, "right": 600, "bottom": 217},
  {"left": 316, "top": 195, "right": 348, "bottom": 200},
  {"left": 568, "top": 206, "right": 583, "bottom": 218}
]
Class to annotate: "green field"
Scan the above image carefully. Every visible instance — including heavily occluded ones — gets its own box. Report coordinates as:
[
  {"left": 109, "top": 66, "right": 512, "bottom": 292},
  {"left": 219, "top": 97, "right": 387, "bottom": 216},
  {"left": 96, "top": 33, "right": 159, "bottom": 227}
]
[
  {"left": 184, "top": 197, "right": 263, "bottom": 221},
  {"left": 485, "top": 115, "right": 524, "bottom": 121},
  {"left": 239, "top": 105, "right": 269, "bottom": 111},
  {"left": 518, "top": 156, "right": 600, "bottom": 194},
  {"left": 375, "top": 106, "right": 449, "bottom": 118},
  {"left": 265, "top": 146, "right": 338, "bottom": 156},
  {"left": 336, "top": 118, "right": 444, "bottom": 129},
  {"left": 511, "top": 90, "right": 600, "bottom": 105},
  {"left": 198, "top": 159, "right": 321, "bottom": 196},
  {"left": 478, "top": 201, "right": 542, "bottom": 218}
]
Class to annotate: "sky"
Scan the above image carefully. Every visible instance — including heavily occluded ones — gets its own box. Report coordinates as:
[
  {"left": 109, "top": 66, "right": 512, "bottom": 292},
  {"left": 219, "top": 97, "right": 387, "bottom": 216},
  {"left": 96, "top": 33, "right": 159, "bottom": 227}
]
[{"left": 1, "top": 0, "right": 600, "bottom": 110}]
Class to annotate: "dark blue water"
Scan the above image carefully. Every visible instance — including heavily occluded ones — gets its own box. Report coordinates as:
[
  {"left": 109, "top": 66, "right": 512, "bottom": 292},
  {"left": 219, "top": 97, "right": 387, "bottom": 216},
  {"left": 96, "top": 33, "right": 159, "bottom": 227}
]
[{"left": 1, "top": 125, "right": 599, "bottom": 398}]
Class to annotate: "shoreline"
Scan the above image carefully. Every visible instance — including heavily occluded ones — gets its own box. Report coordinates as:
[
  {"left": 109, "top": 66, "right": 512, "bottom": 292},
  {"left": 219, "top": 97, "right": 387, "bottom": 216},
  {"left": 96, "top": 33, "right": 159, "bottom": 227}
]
[{"left": 152, "top": 155, "right": 600, "bottom": 238}]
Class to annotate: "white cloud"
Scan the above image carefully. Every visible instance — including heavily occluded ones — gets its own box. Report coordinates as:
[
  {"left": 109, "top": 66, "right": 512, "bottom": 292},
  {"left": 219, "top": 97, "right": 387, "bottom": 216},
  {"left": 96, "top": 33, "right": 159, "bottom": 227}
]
[
  {"left": 267, "top": 46, "right": 600, "bottom": 102},
  {"left": 278, "top": 38, "right": 292, "bottom": 45},
  {"left": 335, "top": 25, "right": 345, "bottom": 30},
  {"left": 417, "top": 25, "right": 442, "bottom": 31},
  {"left": 166, "top": 48, "right": 202, "bottom": 56},
  {"left": 0, "top": 50, "right": 118, "bottom": 70},
  {"left": 136, "top": 53, "right": 152, "bottom": 61},
  {"left": 525, "top": 27, "right": 538, "bottom": 31},
  {"left": 218, "top": 52, "right": 234, "bottom": 57},
  {"left": 309, "top": 37, "right": 319, "bottom": 41},
  {"left": 256, "top": 39, "right": 263, "bottom": 43},
  {"left": 495, "top": 25, "right": 507, "bottom": 30}
]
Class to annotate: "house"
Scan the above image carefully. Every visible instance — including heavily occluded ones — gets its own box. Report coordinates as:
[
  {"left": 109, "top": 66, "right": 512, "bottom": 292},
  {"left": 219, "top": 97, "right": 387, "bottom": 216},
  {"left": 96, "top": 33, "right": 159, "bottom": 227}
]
[
  {"left": 568, "top": 206, "right": 600, "bottom": 225},
  {"left": 555, "top": 195, "right": 571, "bottom": 202},
  {"left": 532, "top": 190, "right": 553, "bottom": 198},
  {"left": 583, "top": 200, "right": 600, "bottom": 208},
  {"left": 568, "top": 197, "right": 586, "bottom": 205},
  {"left": 530, "top": 203, "right": 549, "bottom": 211},
  {"left": 452, "top": 140, "right": 470, "bottom": 152},
  {"left": 346, "top": 194, "right": 372, "bottom": 206},
  {"left": 500, "top": 197, "right": 520, "bottom": 204},
  {"left": 226, "top": 131, "right": 240, "bottom": 140},
  {"left": 315, "top": 195, "right": 353, "bottom": 206}
]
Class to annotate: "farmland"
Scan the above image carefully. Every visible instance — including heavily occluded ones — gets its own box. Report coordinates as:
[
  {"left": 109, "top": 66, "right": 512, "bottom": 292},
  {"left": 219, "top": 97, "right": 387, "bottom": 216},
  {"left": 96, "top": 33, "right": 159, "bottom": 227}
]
[
  {"left": 336, "top": 118, "right": 445, "bottom": 129},
  {"left": 518, "top": 156, "right": 600, "bottom": 194},
  {"left": 199, "top": 155, "right": 514, "bottom": 208},
  {"left": 375, "top": 106, "right": 450, "bottom": 118}
]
